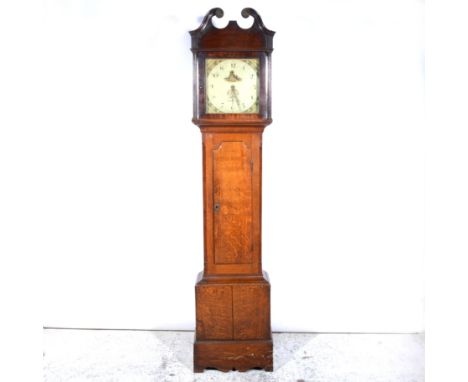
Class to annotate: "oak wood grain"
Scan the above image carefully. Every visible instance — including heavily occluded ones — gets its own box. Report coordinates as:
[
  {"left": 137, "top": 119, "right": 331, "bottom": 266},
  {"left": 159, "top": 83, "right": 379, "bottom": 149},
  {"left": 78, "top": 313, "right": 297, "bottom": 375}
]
[{"left": 213, "top": 140, "right": 253, "bottom": 265}]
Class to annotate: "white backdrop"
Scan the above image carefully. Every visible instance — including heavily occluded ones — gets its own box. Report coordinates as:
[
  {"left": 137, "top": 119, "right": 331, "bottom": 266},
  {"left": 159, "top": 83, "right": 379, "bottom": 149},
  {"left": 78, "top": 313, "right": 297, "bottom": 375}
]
[{"left": 28, "top": 0, "right": 423, "bottom": 332}]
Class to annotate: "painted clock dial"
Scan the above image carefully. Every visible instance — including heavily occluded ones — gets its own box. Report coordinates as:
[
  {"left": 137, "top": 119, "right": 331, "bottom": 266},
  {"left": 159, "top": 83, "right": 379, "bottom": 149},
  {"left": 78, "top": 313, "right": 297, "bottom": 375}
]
[{"left": 205, "top": 58, "right": 259, "bottom": 114}]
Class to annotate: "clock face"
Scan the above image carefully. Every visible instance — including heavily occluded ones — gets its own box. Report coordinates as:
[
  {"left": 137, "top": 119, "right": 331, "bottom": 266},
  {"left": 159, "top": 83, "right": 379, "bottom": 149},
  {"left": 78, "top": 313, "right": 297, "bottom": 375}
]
[{"left": 205, "top": 58, "right": 259, "bottom": 114}]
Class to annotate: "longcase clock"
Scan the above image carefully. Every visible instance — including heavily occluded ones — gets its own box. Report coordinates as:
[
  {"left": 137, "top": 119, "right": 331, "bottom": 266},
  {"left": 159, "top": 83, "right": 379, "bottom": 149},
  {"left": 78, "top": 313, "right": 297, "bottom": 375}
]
[{"left": 190, "top": 8, "right": 275, "bottom": 373}]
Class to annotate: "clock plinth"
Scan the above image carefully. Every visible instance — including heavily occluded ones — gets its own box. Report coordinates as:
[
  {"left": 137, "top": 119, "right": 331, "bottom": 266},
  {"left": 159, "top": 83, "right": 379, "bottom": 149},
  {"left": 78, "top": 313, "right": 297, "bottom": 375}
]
[
  {"left": 190, "top": 8, "right": 275, "bottom": 373},
  {"left": 194, "top": 272, "right": 273, "bottom": 372}
]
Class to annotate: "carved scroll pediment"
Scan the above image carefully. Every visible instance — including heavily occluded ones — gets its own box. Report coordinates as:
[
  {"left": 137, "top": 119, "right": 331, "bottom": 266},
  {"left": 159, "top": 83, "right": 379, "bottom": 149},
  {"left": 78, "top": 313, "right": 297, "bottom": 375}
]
[{"left": 190, "top": 8, "right": 275, "bottom": 52}]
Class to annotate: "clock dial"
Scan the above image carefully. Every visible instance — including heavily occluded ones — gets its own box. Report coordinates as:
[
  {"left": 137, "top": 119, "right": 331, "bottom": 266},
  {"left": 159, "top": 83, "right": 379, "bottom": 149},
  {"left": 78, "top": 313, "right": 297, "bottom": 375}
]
[{"left": 205, "top": 58, "right": 259, "bottom": 114}]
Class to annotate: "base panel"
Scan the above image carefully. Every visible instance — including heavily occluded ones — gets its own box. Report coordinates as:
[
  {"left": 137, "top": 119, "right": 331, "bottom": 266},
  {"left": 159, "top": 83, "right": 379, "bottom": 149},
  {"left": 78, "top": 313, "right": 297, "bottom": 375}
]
[{"left": 194, "top": 339, "right": 273, "bottom": 373}]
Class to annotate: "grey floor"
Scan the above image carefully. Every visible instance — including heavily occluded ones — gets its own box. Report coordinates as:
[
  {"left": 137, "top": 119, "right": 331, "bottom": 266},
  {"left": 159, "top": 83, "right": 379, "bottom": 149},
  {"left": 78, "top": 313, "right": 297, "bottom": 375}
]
[{"left": 43, "top": 329, "right": 424, "bottom": 382}]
